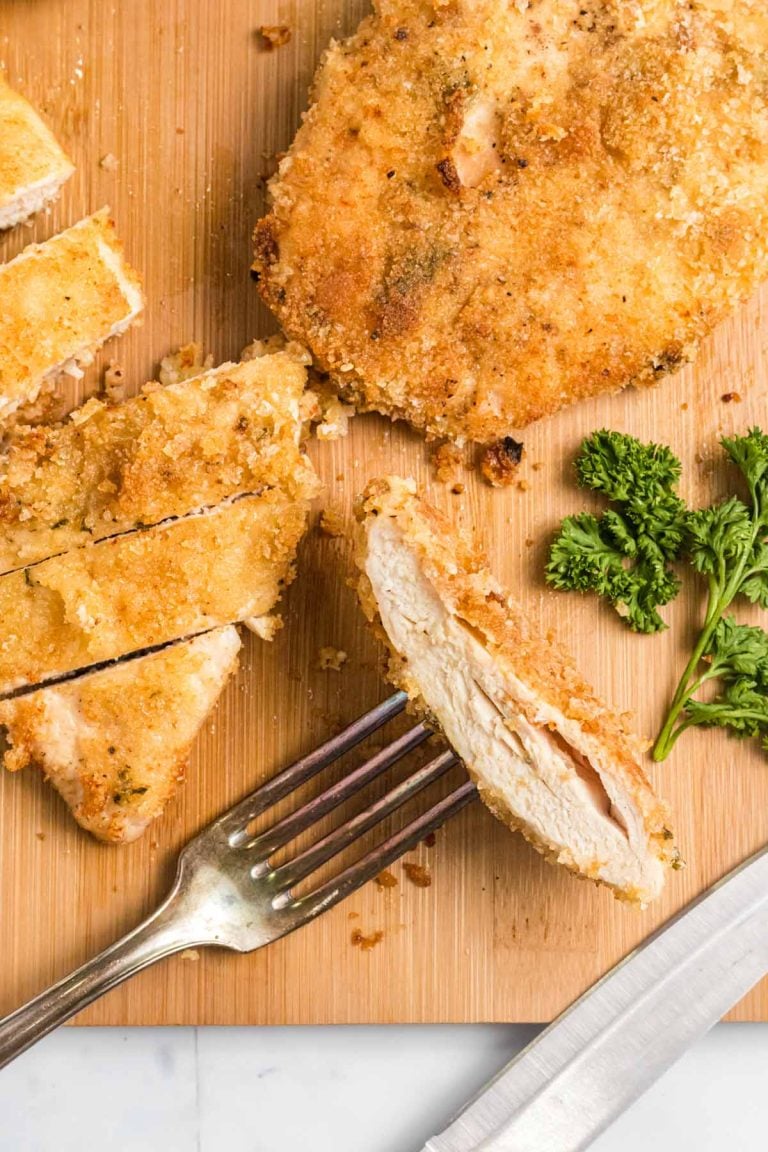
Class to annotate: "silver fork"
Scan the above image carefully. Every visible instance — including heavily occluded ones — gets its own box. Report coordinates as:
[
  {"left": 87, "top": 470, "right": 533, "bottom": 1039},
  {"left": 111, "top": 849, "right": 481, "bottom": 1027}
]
[{"left": 0, "top": 691, "right": 475, "bottom": 1069}]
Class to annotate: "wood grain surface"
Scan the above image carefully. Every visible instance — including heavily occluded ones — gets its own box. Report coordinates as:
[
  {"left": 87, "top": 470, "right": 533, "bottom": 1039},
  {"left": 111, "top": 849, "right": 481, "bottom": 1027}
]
[{"left": 0, "top": 0, "right": 767, "bottom": 1026}]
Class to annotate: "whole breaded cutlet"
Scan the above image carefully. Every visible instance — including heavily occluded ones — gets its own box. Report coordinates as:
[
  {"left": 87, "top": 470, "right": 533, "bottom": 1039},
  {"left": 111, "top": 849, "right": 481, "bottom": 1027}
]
[
  {"left": 255, "top": 0, "right": 768, "bottom": 443},
  {"left": 355, "top": 477, "right": 677, "bottom": 904}
]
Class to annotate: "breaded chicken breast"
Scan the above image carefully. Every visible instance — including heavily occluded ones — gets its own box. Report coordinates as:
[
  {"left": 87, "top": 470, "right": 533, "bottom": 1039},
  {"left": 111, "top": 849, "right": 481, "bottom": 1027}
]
[
  {"left": 255, "top": 0, "right": 768, "bottom": 442},
  {"left": 0, "top": 627, "right": 240, "bottom": 843},
  {"left": 0, "top": 491, "right": 310, "bottom": 696},
  {"left": 0, "top": 351, "right": 315, "bottom": 572},
  {"left": 0, "top": 209, "right": 143, "bottom": 419},
  {"left": 355, "top": 477, "right": 677, "bottom": 903},
  {"left": 0, "top": 78, "right": 74, "bottom": 229}
]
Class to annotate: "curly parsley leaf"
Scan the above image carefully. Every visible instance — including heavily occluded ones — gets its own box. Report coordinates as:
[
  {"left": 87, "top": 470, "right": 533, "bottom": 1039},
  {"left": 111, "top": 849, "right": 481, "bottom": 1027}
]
[{"left": 546, "top": 431, "right": 686, "bottom": 633}]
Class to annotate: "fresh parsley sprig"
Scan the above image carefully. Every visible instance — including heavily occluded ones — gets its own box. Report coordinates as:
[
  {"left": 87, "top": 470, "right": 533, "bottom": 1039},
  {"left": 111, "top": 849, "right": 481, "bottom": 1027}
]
[
  {"left": 546, "top": 430, "right": 687, "bottom": 633},
  {"left": 653, "top": 429, "right": 768, "bottom": 759}
]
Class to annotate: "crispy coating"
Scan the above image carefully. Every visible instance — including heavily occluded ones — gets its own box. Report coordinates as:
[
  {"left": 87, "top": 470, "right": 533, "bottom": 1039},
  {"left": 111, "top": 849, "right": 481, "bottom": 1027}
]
[
  {"left": 0, "top": 491, "right": 309, "bottom": 696},
  {"left": 255, "top": 0, "right": 768, "bottom": 442},
  {"left": 0, "top": 628, "right": 241, "bottom": 843},
  {"left": 0, "top": 352, "right": 317, "bottom": 572},
  {"left": 0, "top": 209, "right": 144, "bottom": 417},
  {"left": 0, "top": 77, "right": 74, "bottom": 226},
  {"left": 355, "top": 476, "right": 677, "bottom": 902}
]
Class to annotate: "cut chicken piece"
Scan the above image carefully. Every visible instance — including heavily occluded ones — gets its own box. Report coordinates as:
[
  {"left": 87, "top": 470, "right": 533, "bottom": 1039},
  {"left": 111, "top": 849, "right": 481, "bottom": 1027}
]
[
  {"left": 0, "top": 77, "right": 74, "bottom": 229},
  {"left": 355, "top": 477, "right": 677, "bottom": 904},
  {"left": 0, "top": 490, "right": 311, "bottom": 696},
  {"left": 0, "top": 209, "right": 144, "bottom": 419},
  {"left": 255, "top": 0, "right": 768, "bottom": 442},
  {"left": 0, "top": 627, "right": 240, "bottom": 843},
  {"left": 0, "top": 351, "right": 316, "bottom": 572}
]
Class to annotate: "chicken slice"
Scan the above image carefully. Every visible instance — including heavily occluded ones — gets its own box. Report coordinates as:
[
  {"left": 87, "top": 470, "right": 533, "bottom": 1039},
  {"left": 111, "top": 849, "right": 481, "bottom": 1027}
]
[
  {"left": 0, "top": 350, "right": 315, "bottom": 572},
  {"left": 0, "top": 209, "right": 143, "bottom": 419},
  {"left": 0, "top": 627, "right": 240, "bottom": 843},
  {"left": 0, "top": 490, "right": 310, "bottom": 696},
  {"left": 355, "top": 477, "right": 677, "bottom": 905},
  {"left": 0, "top": 77, "right": 74, "bottom": 229}
]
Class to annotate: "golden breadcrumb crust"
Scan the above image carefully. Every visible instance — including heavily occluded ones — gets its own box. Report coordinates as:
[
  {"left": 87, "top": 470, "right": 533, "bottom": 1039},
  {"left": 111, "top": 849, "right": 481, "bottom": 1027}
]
[
  {"left": 0, "top": 209, "right": 143, "bottom": 411},
  {"left": 0, "top": 352, "right": 318, "bottom": 572},
  {"left": 0, "top": 77, "right": 73, "bottom": 208},
  {"left": 0, "top": 628, "right": 240, "bottom": 843},
  {"left": 255, "top": 0, "right": 768, "bottom": 442},
  {"left": 355, "top": 476, "right": 676, "bottom": 900},
  {"left": 0, "top": 491, "right": 310, "bottom": 695}
]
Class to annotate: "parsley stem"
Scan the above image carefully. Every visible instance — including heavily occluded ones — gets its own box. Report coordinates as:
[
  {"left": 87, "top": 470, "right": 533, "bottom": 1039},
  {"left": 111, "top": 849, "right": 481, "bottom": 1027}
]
[{"left": 654, "top": 506, "right": 763, "bottom": 761}]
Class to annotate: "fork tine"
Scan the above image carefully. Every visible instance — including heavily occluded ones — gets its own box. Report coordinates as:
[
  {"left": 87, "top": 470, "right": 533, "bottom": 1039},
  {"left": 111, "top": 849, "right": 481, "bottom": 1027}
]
[
  {"left": 211, "top": 691, "right": 408, "bottom": 842},
  {"left": 247, "top": 723, "right": 433, "bottom": 860},
  {"left": 270, "top": 748, "right": 458, "bottom": 890},
  {"left": 292, "top": 780, "right": 476, "bottom": 919}
]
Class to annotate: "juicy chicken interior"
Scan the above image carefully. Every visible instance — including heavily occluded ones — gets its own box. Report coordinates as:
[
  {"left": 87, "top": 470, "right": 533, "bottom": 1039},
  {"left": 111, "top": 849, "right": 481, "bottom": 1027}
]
[
  {"left": 0, "top": 351, "right": 315, "bottom": 572},
  {"left": 0, "top": 77, "right": 74, "bottom": 229},
  {"left": 0, "top": 627, "right": 241, "bottom": 843},
  {"left": 0, "top": 209, "right": 143, "bottom": 419},
  {"left": 356, "top": 478, "right": 676, "bottom": 904},
  {"left": 255, "top": 0, "right": 768, "bottom": 443}
]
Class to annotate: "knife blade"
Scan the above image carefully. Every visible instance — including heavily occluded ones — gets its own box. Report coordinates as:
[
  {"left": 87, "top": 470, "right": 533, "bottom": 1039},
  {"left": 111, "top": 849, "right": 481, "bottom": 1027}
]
[{"left": 423, "top": 844, "right": 768, "bottom": 1152}]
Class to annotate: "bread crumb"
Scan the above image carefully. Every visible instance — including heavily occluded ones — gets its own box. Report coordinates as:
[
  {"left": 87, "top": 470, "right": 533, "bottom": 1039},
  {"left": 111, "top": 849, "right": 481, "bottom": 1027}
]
[
  {"left": 158, "top": 343, "right": 213, "bottom": 386},
  {"left": 348, "top": 911, "right": 360, "bottom": 920},
  {"left": 320, "top": 506, "right": 346, "bottom": 538},
  {"left": 423, "top": 832, "right": 436, "bottom": 848},
  {"left": 351, "top": 928, "right": 384, "bottom": 951},
  {"left": 99, "top": 152, "right": 119, "bottom": 172},
  {"left": 35, "top": 831, "right": 45, "bottom": 841},
  {"left": 479, "top": 437, "right": 524, "bottom": 487},
  {"left": 317, "top": 646, "right": 348, "bottom": 671},
  {"left": 517, "top": 478, "right": 530, "bottom": 492},
  {"left": 375, "top": 870, "right": 398, "bottom": 889},
  {"left": 259, "top": 24, "right": 292, "bottom": 49},
  {"left": 432, "top": 441, "right": 463, "bottom": 485},
  {"left": 721, "top": 391, "right": 742, "bottom": 403},
  {"left": 103, "top": 360, "right": 126, "bottom": 403},
  {"left": 306, "top": 382, "right": 354, "bottom": 444},
  {"left": 403, "top": 862, "right": 432, "bottom": 888},
  {"left": 531, "top": 461, "right": 544, "bottom": 471},
  {"left": 180, "top": 949, "right": 200, "bottom": 962}
]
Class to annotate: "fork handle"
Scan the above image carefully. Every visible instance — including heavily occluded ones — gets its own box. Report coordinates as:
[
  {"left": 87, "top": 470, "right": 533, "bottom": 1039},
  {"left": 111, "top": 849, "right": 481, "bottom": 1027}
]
[{"left": 0, "top": 899, "right": 196, "bottom": 1070}]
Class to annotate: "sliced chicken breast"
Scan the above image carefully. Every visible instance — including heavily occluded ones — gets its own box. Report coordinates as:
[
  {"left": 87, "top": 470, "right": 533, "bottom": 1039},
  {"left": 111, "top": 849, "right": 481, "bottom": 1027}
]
[
  {"left": 0, "top": 627, "right": 240, "bottom": 843},
  {"left": 0, "top": 490, "right": 309, "bottom": 696},
  {"left": 0, "top": 209, "right": 144, "bottom": 419},
  {"left": 356, "top": 477, "right": 677, "bottom": 905},
  {"left": 0, "top": 78, "right": 74, "bottom": 229},
  {"left": 0, "top": 350, "right": 316, "bottom": 572}
]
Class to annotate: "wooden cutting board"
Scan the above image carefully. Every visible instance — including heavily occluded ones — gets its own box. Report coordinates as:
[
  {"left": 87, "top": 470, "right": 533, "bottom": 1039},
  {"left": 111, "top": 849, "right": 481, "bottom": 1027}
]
[{"left": 0, "top": 0, "right": 767, "bottom": 1026}]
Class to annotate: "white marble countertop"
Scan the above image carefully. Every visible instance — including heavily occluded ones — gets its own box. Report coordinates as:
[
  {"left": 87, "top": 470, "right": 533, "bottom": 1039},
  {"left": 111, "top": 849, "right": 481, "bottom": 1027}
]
[{"left": 1, "top": 1023, "right": 765, "bottom": 1150}]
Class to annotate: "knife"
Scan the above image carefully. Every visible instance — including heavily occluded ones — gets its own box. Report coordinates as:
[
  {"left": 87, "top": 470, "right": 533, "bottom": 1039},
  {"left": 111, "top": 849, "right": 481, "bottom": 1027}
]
[{"left": 423, "top": 844, "right": 768, "bottom": 1152}]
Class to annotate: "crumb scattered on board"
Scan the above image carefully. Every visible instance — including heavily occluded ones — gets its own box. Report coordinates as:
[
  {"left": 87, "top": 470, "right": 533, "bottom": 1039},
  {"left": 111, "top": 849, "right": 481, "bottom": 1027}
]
[
  {"left": 375, "top": 870, "right": 398, "bottom": 889},
  {"left": 99, "top": 152, "right": 118, "bottom": 172},
  {"left": 180, "top": 949, "right": 200, "bottom": 962},
  {"left": 479, "top": 437, "right": 524, "bottom": 487},
  {"left": 258, "top": 24, "right": 291, "bottom": 49},
  {"left": 320, "top": 507, "right": 346, "bottom": 538},
  {"left": 721, "top": 391, "right": 742, "bottom": 403},
  {"left": 103, "top": 361, "right": 126, "bottom": 403},
  {"left": 351, "top": 928, "right": 384, "bottom": 951},
  {"left": 403, "top": 862, "right": 432, "bottom": 888},
  {"left": 158, "top": 342, "right": 213, "bottom": 386},
  {"left": 423, "top": 832, "right": 436, "bottom": 848},
  {"left": 317, "top": 646, "right": 348, "bottom": 671}
]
